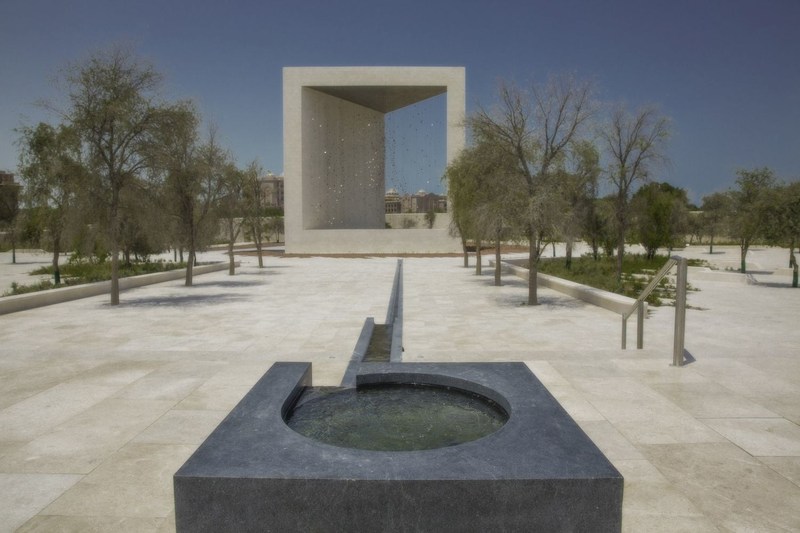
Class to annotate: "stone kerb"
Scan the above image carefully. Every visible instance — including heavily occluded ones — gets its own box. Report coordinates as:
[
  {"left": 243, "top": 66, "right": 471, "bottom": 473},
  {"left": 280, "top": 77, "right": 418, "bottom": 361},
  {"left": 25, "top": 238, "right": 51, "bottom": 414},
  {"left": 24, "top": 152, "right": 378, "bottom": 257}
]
[
  {"left": 0, "top": 262, "right": 230, "bottom": 315},
  {"left": 499, "top": 260, "right": 643, "bottom": 315}
]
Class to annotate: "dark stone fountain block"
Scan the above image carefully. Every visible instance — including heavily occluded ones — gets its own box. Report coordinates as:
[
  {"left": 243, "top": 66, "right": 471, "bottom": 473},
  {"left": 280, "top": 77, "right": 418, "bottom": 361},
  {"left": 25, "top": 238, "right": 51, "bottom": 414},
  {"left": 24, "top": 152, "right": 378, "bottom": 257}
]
[{"left": 174, "top": 362, "right": 623, "bottom": 532}]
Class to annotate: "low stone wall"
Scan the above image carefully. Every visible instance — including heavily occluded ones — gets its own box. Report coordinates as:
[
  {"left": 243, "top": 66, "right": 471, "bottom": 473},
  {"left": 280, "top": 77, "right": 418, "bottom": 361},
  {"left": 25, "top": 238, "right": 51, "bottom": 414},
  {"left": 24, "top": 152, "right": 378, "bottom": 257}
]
[
  {"left": 498, "top": 260, "right": 642, "bottom": 315},
  {"left": 0, "top": 262, "right": 230, "bottom": 315}
]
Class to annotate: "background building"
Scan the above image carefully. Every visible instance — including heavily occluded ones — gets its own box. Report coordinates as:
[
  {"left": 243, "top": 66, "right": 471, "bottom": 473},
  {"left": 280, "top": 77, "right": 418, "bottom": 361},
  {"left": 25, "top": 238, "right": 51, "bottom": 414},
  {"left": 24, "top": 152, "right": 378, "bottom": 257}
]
[
  {"left": 385, "top": 188, "right": 402, "bottom": 213},
  {"left": 259, "top": 173, "right": 284, "bottom": 209},
  {"left": 385, "top": 188, "right": 447, "bottom": 214},
  {"left": 0, "top": 171, "right": 15, "bottom": 186},
  {"left": 0, "top": 171, "right": 20, "bottom": 247}
]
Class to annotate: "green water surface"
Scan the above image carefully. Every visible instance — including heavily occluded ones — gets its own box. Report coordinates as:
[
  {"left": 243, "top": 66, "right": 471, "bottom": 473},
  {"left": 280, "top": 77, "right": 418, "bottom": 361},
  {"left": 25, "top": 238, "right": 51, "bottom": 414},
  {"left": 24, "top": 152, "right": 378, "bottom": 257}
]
[{"left": 285, "top": 384, "right": 508, "bottom": 452}]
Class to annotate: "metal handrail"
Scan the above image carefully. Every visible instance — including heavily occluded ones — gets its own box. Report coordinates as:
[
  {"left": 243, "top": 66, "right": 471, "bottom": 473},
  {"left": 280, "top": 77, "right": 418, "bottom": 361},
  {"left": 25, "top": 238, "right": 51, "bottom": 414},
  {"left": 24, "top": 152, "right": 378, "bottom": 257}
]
[
  {"left": 622, "top": 258, "right": 678, "bottom": 320},
  {"left": 621, "top": 255, "right": 688, "bottom": 366}
]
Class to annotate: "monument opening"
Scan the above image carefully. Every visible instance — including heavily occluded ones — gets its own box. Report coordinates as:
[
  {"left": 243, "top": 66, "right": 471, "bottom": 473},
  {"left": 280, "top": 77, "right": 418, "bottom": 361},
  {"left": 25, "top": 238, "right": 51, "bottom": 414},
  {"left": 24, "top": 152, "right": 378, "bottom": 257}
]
[{"left": 385, "top": 93, "right": 447, "bottom": 198}]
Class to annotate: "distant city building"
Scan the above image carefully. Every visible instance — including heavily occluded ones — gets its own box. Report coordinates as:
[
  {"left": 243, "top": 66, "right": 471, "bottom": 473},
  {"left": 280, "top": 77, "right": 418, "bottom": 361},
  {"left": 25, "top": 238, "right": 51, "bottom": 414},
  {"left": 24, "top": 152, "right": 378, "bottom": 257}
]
[
  {"left": 259, "top": 173, "right": 284, "bottom": 208},
  {"left": 0, "top": 172, "right": 20, "bottom": 236},
  {"left": 385, "top": 188, "right": 447, "bottom": 214},
  {"left": 255, "top": 176, "right": 447, "bottom": 214},
  {"left": 0, "top": 171, "right": 15, "bottom": 185},
  {"left": 385, "top": 188, "right": 402, "bottom": 213}
]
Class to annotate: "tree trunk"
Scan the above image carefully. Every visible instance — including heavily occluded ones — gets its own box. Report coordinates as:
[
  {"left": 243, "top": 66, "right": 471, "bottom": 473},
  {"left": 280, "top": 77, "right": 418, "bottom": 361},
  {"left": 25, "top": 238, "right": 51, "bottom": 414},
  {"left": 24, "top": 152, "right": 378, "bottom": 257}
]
[
  {"left": 565, "top": 239, "right": 573, "bottom": 270},
  {"left": 552, "top": 241, "right": 557, "bottom": 257},
  {"left": 254, "top": 222, "right": 264, "bottom": 268},
  {"left": 52, "top": 244, "right": 61, "bottom": 286},
  {"left": 109, "top": 205, "right": 120, "bottom": 305},
  {"left": 709, "top": 235, "right": 714, "bottom": 254},
  {"left": 185, "top": 231, "right": 195, "bottom": 287},
  {"left": 227, "top": 220, "right": 236, "bottom": 276},
  {"left": 616, "top": 227, "right": 625, "bottom": 282},
  {"left": 110, "top": 244, "right": 120, "bottom": 305},
  {"left": 461, "top": 234, "right": 469, "bottom": 268},
  {"left": 527, "top": 227, "right": 539, "bottom": 305},
  {"left": 186, "top": 252, "right": 194, "bottom": 286},
  {"left": 740, "top": 239, "right": 748, "bottom": 273},
  {"left": 494, "top": 233, "right": 502, "bottom": 286},
  {"left": 475, "top": 239, "right": 482, "bottom": 275},
  {"left": 615, "top": 194, "right": 627, "bottom": 282}
]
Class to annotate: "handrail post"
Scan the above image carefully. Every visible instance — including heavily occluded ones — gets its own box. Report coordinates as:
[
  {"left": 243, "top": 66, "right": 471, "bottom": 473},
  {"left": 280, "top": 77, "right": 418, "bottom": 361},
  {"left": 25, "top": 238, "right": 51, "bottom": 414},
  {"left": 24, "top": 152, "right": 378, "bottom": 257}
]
[
  {"left": 636, "top": 304, "right": 644, "bottom": 349},
  {"left": 621, "top": 257, "right": 677, "bottom": 352},
  {"left": 621, "top": 316, "right": 627, "bottom": 349},
  {"left": 672, "top": 257, "right": 688, "bottom": 366}
]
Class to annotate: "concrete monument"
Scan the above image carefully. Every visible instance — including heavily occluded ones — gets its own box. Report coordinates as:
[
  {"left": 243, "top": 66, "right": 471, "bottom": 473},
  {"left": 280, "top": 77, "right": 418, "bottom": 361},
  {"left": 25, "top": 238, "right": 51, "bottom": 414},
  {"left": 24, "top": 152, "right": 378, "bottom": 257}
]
[{"left": 283, "top": 67, "right": 464, "bottom": 253}]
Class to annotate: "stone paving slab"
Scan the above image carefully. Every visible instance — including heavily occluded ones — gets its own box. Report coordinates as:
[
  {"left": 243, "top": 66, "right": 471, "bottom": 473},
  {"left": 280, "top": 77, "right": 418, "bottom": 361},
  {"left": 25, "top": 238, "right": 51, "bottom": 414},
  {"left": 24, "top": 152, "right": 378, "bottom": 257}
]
[
  {"left": 0, "top": 473, "right": 83, "bottom": 533},
  {"left": 0, "top": 245, "right": 798, "bottom": 531},
  {"left": 641, "top": 442, "right": 800, "bottom": 531}
]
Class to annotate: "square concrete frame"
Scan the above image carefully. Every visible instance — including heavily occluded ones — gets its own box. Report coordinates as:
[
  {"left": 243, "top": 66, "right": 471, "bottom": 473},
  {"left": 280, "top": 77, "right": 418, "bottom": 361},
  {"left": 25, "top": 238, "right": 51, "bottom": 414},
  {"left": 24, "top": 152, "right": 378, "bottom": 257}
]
[{"left": 283, "top": 67, "right": 465, "bottom": 254}]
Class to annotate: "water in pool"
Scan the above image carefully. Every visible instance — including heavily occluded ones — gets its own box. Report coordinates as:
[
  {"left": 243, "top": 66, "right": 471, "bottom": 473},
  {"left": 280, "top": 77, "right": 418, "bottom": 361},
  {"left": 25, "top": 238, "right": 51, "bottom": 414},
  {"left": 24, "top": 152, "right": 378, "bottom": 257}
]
[{"left": 285, "top": 383, "right": 508, "bottom": 452}]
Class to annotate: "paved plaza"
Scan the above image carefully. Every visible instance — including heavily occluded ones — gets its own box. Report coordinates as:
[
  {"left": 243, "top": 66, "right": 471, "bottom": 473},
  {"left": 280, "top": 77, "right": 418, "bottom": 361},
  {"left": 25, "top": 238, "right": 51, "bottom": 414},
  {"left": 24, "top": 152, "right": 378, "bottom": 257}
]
[{"left": 0, "top": 245, "right": 799, "bottom": 531}]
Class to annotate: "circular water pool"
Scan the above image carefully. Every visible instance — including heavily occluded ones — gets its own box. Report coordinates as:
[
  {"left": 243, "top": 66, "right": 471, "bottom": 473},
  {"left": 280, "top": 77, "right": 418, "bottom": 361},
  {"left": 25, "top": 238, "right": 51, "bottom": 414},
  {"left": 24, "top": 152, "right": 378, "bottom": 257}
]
[{"left": 285, "top": 383, "right": 509, "bottom": 452}]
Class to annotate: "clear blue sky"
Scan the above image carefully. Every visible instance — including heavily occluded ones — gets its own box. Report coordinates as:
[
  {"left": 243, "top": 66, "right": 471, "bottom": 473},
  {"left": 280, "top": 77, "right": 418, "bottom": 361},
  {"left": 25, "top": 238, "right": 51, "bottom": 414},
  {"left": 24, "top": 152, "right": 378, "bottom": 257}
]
[{"left": 1, "top": 0, "right": 798, "bottom": 203}]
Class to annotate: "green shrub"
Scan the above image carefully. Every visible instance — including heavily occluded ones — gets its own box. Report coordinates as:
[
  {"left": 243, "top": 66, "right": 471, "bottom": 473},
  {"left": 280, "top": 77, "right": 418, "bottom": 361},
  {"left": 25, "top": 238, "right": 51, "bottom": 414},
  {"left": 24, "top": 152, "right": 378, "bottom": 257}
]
[
  {"left": 8, "top": 259, "right": 188, "bottom": 296},
  {"left": 537, "top": 254, "right": 704, "bottom": 306}
]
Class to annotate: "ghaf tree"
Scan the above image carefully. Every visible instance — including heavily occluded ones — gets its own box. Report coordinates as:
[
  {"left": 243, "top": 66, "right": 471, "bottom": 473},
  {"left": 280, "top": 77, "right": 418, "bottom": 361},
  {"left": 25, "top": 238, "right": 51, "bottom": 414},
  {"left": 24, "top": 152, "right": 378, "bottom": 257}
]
[
  {"left": 468, "top": 75, "right": 595, "bottom": 304},
  {"left": 62, "top": 47, "right": 167, "bottom": 305}
]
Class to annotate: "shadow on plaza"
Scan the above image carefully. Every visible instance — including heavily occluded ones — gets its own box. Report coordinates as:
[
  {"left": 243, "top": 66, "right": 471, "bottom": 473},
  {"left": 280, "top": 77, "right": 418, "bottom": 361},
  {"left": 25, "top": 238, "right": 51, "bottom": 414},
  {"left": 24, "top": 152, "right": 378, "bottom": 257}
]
[
  {"left": 751, "top": 279, "right": 798, "bottom": 288},
  {"left": 492, "top": 293, "right": 587, "bottom": 310},
  {"left": 468, "top": 274, "right": 587, "bottom": 310},
  {"left": 118, "top": 292, "right": 250, "bottom": 308},
  {"left": 192, "top": 279, "right": 267, "bottom": 288}
]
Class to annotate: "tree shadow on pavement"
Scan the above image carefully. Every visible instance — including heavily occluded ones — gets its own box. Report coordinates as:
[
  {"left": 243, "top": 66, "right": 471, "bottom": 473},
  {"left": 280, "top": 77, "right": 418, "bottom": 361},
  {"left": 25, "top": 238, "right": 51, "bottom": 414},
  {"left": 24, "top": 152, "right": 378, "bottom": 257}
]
[
  {"left": 192, "top": 279, "right": 266, "bottom": 288},
  {"left": 118, "top": 293, "right": 250, "bottom": 307},
  {"left": 751, "top": 280, "right": 798, "bottom": 288},
  {"left": 468, "top": 272, "right": 588, "bottom": 310}
]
